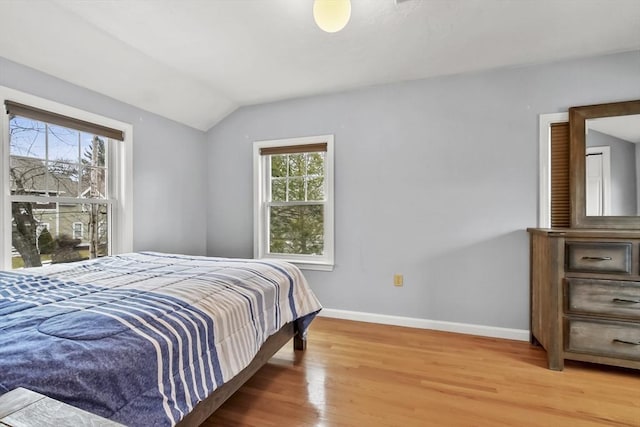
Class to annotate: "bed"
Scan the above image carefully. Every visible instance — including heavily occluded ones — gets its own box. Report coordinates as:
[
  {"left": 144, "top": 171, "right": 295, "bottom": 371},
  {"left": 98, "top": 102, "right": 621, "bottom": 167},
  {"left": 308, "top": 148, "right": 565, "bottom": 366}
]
[{"left": 0, "top": 252, "right": 322, "bottom": 426}]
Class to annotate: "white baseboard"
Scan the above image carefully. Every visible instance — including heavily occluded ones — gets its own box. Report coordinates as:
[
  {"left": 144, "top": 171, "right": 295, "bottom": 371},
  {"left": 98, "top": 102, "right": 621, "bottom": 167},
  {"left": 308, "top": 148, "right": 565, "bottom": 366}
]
[{"left": 317, "top": 308, "right": 530, "bottom": 342}]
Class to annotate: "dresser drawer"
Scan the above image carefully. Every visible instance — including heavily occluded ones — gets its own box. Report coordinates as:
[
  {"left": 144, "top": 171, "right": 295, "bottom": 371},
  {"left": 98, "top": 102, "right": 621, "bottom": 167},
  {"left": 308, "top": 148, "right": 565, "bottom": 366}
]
[
  {"left": 565, "top": 242, "right": 631, "bottom": 274},
  {"left": 566, "top": 279, "right": 640, "bottom": 320},
  {"left": 566, "top": 319, "right": 640, "bottom": 361}
]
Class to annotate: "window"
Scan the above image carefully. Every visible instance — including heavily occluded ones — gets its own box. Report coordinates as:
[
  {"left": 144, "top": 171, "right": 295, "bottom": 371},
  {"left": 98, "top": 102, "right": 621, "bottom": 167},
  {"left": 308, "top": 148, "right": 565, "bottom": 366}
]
[
  {"left": 1, "top": 87, "right": 133, "bottom": 269},
  {"left": 253, "top": 135, "right": 334, "bottom": 271},
  {"left": 72, "top": 222, "right": 84, "bottom": 239}
]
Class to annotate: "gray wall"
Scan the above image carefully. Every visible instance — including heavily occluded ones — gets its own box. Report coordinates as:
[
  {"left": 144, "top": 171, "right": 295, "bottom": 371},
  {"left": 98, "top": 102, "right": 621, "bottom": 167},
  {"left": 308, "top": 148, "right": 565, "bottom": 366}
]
[
  {"left": 0, "top": 57, "right": 208, "bottom": 256},
  {"left": 206, "top": 51, "right": 640, "bottom": 330},
  {"left": 587, "top": 130, "right": 638, "bottom": 216}
]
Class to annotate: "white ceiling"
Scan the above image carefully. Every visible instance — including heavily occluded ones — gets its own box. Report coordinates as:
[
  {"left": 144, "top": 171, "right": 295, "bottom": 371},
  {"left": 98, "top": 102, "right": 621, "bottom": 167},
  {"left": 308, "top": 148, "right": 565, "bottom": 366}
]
[{"left": 0, "top": 0, "right": 639, "bottom": 131}]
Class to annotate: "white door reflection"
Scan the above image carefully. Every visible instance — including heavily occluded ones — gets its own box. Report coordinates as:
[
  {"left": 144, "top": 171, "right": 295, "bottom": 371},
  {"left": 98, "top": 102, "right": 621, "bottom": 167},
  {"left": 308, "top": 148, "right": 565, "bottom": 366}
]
[
  {"left": 586, "top": 114, "right": 640, "bottom": 216},
  {"left": 585, "top": 146, "right": 611, "bottom": 216}
]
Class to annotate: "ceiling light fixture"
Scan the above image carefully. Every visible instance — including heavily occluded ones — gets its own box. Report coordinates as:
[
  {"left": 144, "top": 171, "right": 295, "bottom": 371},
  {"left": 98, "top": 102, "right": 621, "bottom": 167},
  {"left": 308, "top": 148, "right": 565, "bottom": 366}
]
[{"left": 313, "top": 0, "right": 351, "bottom": 33}]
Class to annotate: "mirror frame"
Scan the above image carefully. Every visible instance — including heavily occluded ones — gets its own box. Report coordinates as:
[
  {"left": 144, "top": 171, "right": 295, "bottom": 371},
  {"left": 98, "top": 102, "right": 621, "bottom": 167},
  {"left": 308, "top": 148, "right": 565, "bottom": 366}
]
[{"left": 570, "top": 99, "right": 640, "bottom": 229}]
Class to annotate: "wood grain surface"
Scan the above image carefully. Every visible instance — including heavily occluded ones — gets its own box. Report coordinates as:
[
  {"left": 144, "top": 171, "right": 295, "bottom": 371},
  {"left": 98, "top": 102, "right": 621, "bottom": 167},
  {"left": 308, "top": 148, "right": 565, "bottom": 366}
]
[
  {"left": 0, "top": 388, "right": 122, "bottom": 427},
  {"left": 203, "top": 317, "right": 640, "bottom": 427}
]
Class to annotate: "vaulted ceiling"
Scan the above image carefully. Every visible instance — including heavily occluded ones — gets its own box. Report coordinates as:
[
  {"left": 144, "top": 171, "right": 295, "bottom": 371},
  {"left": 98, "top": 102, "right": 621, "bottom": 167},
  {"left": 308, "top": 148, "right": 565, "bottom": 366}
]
[{"left": 1, "top": 0, "right": 639, "bottom": 131}]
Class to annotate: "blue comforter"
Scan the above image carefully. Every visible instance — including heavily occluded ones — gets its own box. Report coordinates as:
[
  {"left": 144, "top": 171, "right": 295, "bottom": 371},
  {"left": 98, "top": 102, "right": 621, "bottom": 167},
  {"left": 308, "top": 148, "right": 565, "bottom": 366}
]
[{"left": 0, "top": 252, "right": 322, "bottom": 426}]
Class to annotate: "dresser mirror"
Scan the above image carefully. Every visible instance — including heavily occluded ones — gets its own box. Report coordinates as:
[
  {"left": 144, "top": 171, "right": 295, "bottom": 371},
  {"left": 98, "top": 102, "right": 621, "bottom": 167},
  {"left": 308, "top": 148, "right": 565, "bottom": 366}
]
[{"left": 570, "top": 99, "right": 640, "bottom": 228}]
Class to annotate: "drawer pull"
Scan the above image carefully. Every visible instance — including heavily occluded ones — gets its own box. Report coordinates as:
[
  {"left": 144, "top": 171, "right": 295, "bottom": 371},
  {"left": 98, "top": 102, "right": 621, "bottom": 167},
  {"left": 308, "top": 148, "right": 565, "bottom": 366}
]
[
  {"left": 612, "top": 298, "right": 640, "bottom": 304},
  {"left": 581, "top": 256, "right": 613, "bottom": 261},
  {"left": 613, "top": 338, "right": 640, "bottom": 346}
]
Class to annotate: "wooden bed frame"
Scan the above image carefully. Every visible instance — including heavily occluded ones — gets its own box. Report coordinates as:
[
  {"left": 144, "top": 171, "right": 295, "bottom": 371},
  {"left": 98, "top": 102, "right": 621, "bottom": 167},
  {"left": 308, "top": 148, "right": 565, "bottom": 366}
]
[{"left": 176, "top": 321, "right": 306, "bottom": 427}]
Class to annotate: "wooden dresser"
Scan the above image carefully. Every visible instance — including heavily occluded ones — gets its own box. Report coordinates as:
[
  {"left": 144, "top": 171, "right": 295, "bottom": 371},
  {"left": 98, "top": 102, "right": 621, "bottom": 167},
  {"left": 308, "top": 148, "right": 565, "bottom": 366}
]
[{"left": 529, "top": 228, "right": 640, "bottom": 370}]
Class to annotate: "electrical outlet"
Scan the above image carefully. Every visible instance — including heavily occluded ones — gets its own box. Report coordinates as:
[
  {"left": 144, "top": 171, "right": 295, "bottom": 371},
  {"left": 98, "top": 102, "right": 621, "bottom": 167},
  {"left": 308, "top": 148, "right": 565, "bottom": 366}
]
[{"left": 394, "top": 274, "right": 403, "bottom": 287}]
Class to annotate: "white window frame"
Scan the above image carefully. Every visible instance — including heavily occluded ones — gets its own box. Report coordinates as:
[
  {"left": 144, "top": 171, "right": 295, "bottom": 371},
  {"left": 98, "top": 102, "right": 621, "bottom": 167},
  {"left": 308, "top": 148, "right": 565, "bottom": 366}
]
[
  {"left": 72, "top": 222, "right": 84, "bottom": 240},
  {"left": 0, "top": 86, "right": 133, "bottom": 269},
  {"left": 253, "top": 135, "right": 334, "bottom": 271}
]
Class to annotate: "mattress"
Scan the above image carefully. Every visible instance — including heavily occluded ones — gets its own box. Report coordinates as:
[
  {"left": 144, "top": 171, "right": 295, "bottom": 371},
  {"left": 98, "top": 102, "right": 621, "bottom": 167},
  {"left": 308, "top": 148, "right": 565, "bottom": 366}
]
[{"left": 0, "top": 252, "right": 322, "bottom": 426}]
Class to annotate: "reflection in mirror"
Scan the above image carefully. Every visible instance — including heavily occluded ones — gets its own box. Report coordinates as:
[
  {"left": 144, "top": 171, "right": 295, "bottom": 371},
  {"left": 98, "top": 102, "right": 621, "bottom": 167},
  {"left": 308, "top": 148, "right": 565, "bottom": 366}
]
[{"left": 585, "top": 114, "right": 640, "bottom": 216}]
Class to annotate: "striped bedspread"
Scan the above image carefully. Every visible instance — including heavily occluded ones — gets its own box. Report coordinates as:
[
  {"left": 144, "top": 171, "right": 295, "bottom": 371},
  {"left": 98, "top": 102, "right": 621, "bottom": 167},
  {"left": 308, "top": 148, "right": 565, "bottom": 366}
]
[{"left": 0, "top": 252, "right": 322, "bottom": 426}]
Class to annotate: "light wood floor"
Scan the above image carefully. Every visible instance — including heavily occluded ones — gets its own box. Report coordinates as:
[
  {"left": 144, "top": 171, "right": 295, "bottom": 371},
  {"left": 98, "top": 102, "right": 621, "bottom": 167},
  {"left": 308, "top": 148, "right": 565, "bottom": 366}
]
[{"left": 203, "top": 317, "right": 640, "bottom": 427}]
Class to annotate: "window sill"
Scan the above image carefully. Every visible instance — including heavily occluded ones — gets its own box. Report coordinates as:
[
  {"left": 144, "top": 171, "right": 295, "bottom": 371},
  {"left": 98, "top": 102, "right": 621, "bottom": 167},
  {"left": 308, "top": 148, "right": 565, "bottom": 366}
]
[
  {"left": 295, "top": 262, "right": 334, "bottom": 272},
  {"left": 257, "top": 256, "right": 334, "bottom": 272}
]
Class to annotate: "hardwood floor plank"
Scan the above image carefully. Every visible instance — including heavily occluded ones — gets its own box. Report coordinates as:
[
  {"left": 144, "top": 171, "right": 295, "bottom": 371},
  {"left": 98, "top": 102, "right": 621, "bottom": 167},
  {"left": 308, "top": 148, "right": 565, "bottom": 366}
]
[{"left": 203, "top": 317, "right": 640, "bottom": 426}]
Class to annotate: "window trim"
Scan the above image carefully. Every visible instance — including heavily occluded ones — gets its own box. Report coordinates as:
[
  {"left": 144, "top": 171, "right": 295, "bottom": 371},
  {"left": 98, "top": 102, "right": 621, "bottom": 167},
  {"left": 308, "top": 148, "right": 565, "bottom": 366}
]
[
  {"left": 72, "top": 222, "right": 84, "bottom": 240},
  {"left": 0, "top": 86, "right": 133, "bottom": 269},
  {"left": 5, "top": 100, "right": 124, "bottom": 141},
  {"left": 253, "top": 135, "right": 334, "bottom": 271}
]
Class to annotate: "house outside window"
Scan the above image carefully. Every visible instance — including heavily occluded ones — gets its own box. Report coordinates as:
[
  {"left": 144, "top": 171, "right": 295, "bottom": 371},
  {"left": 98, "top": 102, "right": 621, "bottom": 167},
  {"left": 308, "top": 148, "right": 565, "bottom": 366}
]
[
  {"left": 36, "top": 222, "right": 50, "bottom": 237},
  {"left": 1, "top": 87, "right": 133, "bottom": 269},
  {"left": 253, "top": 135, "right": 334, "bottom": 271}
]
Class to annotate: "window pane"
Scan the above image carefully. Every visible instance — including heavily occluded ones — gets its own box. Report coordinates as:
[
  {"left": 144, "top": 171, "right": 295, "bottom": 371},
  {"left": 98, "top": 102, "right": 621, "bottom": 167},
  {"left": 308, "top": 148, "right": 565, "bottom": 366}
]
[
  {"left": 48, "top": 124, "right": 80, "bottom": 163},
  {"left": 47, "top": 161, "right": 79, "bottom": 197},
  {"left": 10, "top": 157, "right": 46, "bottom": 194},
  {"left": 288, "top": 154, "right": 305, "bottom": 176},
  {"left": 81, "top": 167, "right": 107, "bottom": 199},
  {"left": 270, "top": 152, "right": 325, "bottom": 202},
  {"left": 288, "top": 178, "right": 305, "bottom": 201},
  {"left": 270, "top": 155, "right": 287, "bottom": 178},
  {"left": 271, "top": 178, "right": 286, "bottom": 202},
  {"left": 307, "top": 177, "right": 324, "bottom": 201},
  {"left": 11, "top": 202, "right": 109, "bottom": 269},
  {"left": 307, "top": 152, "right": 324, "bottom": 176},
  {"left": 81, "top": 134, "right": 107, "bottom": 167},
  {"left": 269, "top": 205, "right": 324, "bottom": 255},
  {"left": 9, "top": 116, "right": 46, "bottom": 158}
]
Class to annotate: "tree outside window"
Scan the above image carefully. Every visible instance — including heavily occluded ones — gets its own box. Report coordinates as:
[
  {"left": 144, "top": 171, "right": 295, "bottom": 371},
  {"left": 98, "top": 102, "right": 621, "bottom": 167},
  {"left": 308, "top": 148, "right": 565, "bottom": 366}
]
[
  {"left": 269, "top": 152, "right": 325, "bottom": 255},
  {"left": 9, "top": 114, "right": 111, "bottom": 268},
  {"left": 254, "top": 135, "right": 334, "bottom": 271}
]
